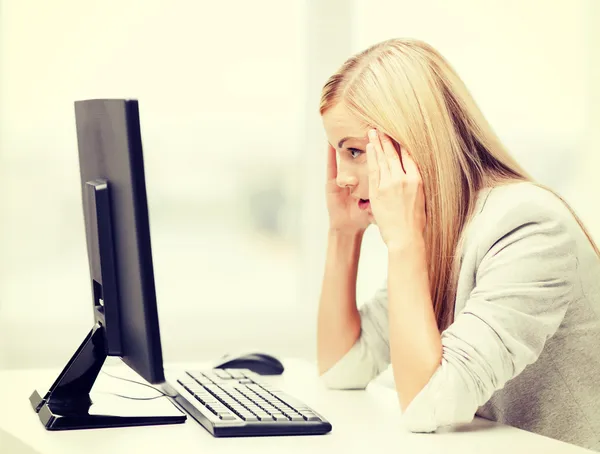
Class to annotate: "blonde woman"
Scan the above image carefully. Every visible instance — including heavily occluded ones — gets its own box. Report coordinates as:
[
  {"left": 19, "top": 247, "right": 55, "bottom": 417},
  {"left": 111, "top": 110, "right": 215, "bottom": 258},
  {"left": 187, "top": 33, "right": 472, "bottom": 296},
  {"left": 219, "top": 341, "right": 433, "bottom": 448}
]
[{"left": 316, "top": 38, "right": 600, "bottom": 451}]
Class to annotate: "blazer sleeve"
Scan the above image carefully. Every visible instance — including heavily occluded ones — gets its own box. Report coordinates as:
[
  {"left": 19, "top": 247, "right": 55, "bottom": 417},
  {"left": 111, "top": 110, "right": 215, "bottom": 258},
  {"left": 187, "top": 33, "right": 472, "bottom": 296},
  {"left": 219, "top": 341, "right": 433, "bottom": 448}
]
[
  {"left": 320, "top": 280, "right": 392, "bottom": 389},
  {"left": 401, "top": 201, "right": 580, "bottom": 432}
]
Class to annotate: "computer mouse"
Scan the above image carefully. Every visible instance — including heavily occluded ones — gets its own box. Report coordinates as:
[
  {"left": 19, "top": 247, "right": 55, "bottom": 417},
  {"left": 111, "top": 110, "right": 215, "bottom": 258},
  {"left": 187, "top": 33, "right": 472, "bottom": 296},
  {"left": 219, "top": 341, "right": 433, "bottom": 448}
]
[{"left": 213, "top": 352, "right": 285, "bottom": 375}]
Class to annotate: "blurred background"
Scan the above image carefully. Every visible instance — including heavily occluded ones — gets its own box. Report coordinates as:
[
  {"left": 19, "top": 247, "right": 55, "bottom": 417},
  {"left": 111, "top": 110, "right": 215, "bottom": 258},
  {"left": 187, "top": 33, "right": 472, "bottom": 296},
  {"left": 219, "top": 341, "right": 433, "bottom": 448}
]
[{"left": 0, "top": 0, "right": 598, "bottom": 370}]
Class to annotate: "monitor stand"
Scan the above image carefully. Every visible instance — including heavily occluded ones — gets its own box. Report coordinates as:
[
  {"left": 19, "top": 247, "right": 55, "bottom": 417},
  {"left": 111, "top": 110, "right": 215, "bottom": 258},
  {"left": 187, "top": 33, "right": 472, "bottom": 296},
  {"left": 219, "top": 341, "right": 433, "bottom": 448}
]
[
  {"left": 29, "top": 180, "right": 186, "bottom": 430},
  {"left": 29, "top": 323, "right": 185, "bottom": 430}
]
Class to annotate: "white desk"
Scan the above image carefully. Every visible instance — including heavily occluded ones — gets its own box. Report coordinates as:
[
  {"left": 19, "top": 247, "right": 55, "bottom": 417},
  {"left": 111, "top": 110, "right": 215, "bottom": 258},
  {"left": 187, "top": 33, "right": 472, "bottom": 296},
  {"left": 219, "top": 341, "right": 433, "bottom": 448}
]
[{"left": 1, "top": 358, "right": 594, "bottom": 454}]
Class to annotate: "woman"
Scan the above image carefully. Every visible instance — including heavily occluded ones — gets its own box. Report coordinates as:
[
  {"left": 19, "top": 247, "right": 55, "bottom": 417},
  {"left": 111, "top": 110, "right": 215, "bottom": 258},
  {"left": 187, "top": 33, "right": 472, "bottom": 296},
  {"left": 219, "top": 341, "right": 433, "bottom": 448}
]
[{"left": 316, "top": 38, "right": 600, "bottom": 451}]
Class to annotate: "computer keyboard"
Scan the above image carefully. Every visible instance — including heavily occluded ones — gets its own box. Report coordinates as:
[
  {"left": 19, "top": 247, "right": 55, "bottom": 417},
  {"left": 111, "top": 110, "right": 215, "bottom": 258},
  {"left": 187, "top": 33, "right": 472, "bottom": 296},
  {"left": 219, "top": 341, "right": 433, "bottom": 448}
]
[{"left": 172, "top": 368, "right": 332, "bottom": 437}]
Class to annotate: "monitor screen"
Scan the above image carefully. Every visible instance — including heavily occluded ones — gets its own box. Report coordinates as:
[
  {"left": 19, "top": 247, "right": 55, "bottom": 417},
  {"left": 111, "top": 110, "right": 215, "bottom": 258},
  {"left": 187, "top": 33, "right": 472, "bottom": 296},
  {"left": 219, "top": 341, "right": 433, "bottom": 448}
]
[{"left": 74, "top": 99, "right": 165, "bottom": 384}]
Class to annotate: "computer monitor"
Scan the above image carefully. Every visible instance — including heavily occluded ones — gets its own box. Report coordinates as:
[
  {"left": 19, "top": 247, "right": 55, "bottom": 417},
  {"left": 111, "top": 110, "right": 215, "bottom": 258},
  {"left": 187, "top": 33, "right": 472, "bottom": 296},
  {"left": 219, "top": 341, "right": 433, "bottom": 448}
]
[
  {"left": 29, "top": 98, "right": 332, "bottom": 437},
  {"left": 29, "top": 99, "right": 186, "bottom": 430}
]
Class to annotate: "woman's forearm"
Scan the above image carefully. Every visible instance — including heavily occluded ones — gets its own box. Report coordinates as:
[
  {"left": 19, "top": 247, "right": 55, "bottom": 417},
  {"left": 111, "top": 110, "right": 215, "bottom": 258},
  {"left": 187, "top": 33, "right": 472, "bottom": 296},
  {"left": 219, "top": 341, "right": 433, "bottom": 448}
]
[
  {"left": 316, "top": 230, "right": 364, "bottom": 375},
  {"left": 387, "top": 238, "right": 442, "bottom": 411}
]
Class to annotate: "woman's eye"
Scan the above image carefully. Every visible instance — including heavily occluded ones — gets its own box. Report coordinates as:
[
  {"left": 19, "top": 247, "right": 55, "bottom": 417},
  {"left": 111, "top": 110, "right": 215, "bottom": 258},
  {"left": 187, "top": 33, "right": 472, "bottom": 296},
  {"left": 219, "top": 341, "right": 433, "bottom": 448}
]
[{"left": 348, "top": 148, "right": 363, "bottom": 158}]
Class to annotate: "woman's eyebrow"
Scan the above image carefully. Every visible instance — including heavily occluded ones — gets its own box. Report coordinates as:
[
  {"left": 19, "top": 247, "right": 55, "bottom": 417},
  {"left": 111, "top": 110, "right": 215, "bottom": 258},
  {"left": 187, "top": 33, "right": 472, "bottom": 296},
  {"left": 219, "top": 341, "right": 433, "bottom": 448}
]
[{"left": 338, "top": 136, "right": 366, "bottom": 148}]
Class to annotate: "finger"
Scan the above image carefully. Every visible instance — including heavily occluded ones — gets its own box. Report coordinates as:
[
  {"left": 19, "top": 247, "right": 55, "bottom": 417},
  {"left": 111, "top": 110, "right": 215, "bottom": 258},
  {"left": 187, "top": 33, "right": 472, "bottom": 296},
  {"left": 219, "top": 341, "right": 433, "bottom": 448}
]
[
  {"left": 326, "top": 143, "right": 337, "bottom": 180},
  {"left": 379, "top": 133, "right": 403, "bottom": 178},
  {"left": 366, "top": 143, "right": 380, "bottom": 193},
  {"left": 368, "top": 129, "right": 390, "bottom": 183},
  {"left": 400, "top": 147, "right": 421, "bottom": 180},
  {"left": 392, "top": 140, "right": 407, "bottom": 174}
]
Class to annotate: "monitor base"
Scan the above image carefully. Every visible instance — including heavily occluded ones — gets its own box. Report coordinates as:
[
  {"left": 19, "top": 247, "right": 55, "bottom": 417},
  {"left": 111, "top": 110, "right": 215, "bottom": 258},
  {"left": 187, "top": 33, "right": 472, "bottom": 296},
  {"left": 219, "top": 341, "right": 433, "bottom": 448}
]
[
  {"left": 29, "top": 323, "right": 185, "bottom": 430},
  {"left": 29, "top": 390, "right": 185, "bottom": 430}
]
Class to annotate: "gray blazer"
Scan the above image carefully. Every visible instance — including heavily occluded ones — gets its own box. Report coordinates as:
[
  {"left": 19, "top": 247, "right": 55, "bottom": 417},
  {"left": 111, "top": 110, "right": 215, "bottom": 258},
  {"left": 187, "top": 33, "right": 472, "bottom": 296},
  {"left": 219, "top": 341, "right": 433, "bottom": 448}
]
[{"left": 321, "top": 181, "right": 600, "bottom": 451}]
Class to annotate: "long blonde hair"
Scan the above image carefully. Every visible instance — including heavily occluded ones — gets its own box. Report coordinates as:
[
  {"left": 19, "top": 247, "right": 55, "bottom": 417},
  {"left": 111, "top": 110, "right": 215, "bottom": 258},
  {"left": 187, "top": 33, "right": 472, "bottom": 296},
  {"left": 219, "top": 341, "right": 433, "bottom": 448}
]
[{"left": 320, "top": 38, "right": 598, "bottom": 331}]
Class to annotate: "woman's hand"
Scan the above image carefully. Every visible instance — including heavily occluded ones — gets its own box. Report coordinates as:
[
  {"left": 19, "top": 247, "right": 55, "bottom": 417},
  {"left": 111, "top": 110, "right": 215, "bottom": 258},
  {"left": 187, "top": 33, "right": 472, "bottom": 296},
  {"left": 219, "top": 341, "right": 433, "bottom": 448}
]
[
  {"left": 325, "top": 143, "right": 371, "bottom": 234},
  {"left": 366, "top": 129, "right": 426, "bottom": 250}
]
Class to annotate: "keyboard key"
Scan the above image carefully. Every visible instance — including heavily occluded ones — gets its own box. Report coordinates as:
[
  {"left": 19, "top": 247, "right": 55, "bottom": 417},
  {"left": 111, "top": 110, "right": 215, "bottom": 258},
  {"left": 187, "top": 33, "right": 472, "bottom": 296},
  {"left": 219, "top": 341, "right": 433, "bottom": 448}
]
[
  {"left": 204, "top": 384, "right": 225, "bottom": 395},
  {"left": 193, "top": 373, "right": 216, "bottom": 383},
  {"left": 229, "top": 409, "right": 244, "bottom": 418},
  {"left": 198, "top": 392, "right": 217, "bottom": 400},
  {"left": 226, "top": 370, "right": 247, "bottom": 380},
  {"left": 249, "top": 406, "right": 267, "bottom": 416},
  {"left": 239, "top": 411, "right": 258, "bottom": 421},
  {"left": 266, "top": 405, "right": 284, "bottom": 415},
  {"left": 271, "top": 413, "right": 289, "bottom": 421},
  {"left": 245, "top": 384, "right": 264, "bottom": 393},
  {"left": 238, "top": 405, "right": 261, "bottom": 416},
  {"left": 205, "top": 404, "right": 219, "bottom": 415},
  {"left": 212, "top": 404, "right": 230, "bottom": 413},
  {"left": 232, "top": 386, "right": 251, "bottom": 395},
  {"left": 258, "top": 404, "right": 280, "bottom": 415},
  {"left": 229, "top": 393, "right": 251, "bottom": 405},
  {"left": 177, "top": 379, "right": 195, "bottom": 388},
  {"left": 270, "top": 398, "right": 289, "bottom": 410},
  {"left": 281, "top": 404, "right": 301, "bottom": 416},
  {"left": 246, "top": 386, "right": 290, "bottom": 407},
  {"left": 277, "top": 398, "right": 308, "bottom": 409},
  {"left": 219, "top": 413, "right": 237, "bottom": 421},
  {"left": 231, "top": 390, "right": 260, "bottom": 408},
  {"left": 300, "top": 412, "right": 320, "bottom": 422},
  {"left": 255, "top": 399, "right": 276, "bottom": 410},
  {"left": 213, "top": 369, "right": 232, "bottom": 379}
]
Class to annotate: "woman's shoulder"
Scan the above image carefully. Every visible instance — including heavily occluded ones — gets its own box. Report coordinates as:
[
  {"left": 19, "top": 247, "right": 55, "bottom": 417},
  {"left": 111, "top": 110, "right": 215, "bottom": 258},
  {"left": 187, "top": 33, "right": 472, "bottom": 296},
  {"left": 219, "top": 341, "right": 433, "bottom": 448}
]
[
  {"left": 473, "top": 181, "right": 575, "bottom": 229},
  {"left": 464, "top": 181, "right": 580, "bottom": 254}
]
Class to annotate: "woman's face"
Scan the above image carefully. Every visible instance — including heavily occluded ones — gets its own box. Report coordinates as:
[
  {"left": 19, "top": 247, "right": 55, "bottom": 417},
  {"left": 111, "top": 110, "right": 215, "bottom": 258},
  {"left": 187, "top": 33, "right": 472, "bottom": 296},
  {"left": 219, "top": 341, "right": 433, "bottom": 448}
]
[{"left": 321, "top": 104, "right": 371, "bottom": 201}]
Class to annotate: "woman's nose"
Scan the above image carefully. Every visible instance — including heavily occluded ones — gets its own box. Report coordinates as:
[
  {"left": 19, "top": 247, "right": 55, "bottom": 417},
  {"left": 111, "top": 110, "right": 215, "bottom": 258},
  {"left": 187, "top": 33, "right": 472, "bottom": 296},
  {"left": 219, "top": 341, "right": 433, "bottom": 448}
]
[{"left": 336, "top": 171, "right": 358, "bottom": 189}]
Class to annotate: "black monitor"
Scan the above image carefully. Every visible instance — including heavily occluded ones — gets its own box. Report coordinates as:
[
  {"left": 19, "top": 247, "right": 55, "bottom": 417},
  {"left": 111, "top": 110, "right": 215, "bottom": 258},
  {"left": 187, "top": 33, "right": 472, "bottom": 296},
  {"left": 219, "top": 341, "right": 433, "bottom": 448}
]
[{"left": 29, "top": 99, "right": 186, "bottom": 430}]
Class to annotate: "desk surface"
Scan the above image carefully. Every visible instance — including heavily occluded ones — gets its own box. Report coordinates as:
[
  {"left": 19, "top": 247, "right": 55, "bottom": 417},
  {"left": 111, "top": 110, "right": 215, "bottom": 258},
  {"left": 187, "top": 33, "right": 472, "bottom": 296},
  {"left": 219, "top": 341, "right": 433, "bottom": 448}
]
[{"left": 1, "top": 358, "right": 594, "bottom": 454}]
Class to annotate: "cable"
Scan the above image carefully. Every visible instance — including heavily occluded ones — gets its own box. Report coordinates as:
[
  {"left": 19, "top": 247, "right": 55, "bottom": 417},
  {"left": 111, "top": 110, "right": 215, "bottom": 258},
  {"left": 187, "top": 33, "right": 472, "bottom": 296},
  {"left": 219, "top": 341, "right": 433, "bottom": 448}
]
[
  {"left": 100, "top": 370, "right": 178, "bottom": 399},
  {"left": 100, "top": 392, "right": 172, "bottom": 401}
]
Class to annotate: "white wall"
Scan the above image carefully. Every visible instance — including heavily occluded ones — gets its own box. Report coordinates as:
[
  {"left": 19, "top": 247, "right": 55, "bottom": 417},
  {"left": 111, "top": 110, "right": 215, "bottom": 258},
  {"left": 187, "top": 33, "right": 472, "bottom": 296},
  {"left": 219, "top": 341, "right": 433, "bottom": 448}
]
[
  {"left": 576, "top": 0, "right": 600, "bottom": 237},
  {"left": 1, "top": 0, "right": 598, "bottom": 371}
]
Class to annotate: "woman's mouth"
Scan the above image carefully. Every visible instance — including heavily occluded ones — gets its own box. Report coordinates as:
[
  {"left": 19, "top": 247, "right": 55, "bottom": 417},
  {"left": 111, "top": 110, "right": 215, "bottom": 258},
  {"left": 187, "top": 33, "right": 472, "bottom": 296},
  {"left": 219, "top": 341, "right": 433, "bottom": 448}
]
[{"left": 358, "top": 198, "right": 370, "bottom": 210}]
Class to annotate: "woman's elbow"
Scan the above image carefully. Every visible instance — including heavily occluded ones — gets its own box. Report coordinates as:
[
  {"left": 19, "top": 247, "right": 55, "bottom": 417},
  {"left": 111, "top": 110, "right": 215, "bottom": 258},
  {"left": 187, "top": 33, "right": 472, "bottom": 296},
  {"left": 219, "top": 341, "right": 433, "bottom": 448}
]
[
  {"left": 398, "top": 363, "right": 480, "bottom": 433},
  {"left": 319, "top": 369, "right": 371, "bottom": 390},
  {"left": 400, "top": 402, "right": 477, "bottom": 433}
]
